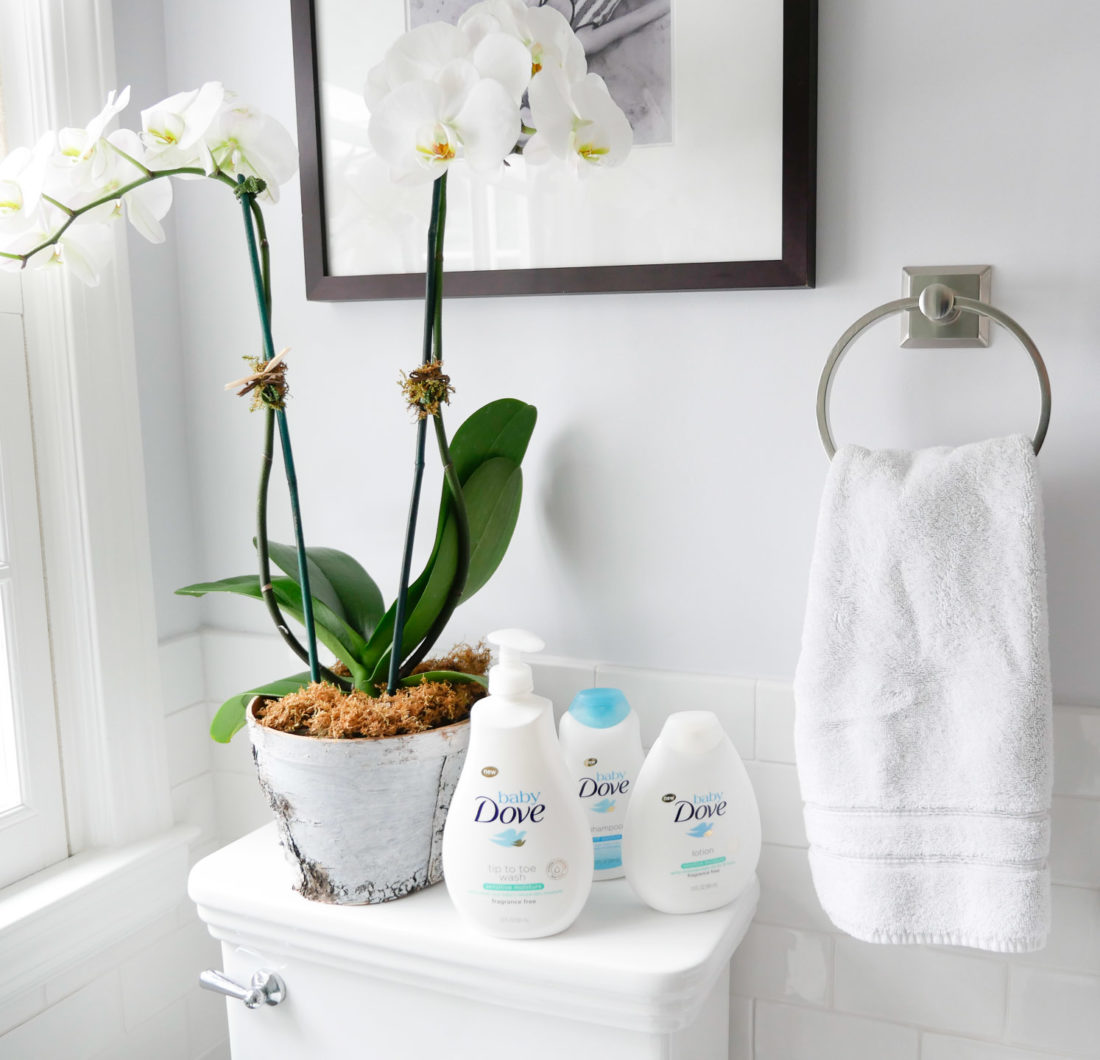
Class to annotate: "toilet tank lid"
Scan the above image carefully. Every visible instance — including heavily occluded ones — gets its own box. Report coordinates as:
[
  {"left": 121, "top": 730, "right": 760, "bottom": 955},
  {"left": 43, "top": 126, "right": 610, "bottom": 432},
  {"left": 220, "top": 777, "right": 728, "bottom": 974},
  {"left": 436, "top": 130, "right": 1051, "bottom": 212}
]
[{"left": 188, "top": 824, "right": 758, "bottom": 1036}]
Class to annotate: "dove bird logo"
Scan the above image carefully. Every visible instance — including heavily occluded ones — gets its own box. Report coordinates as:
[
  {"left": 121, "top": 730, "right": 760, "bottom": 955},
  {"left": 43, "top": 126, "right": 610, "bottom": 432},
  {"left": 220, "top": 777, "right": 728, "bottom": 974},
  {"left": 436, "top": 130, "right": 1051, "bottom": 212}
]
[
  {"left": 491, "top": 829, "right": 527, "bottom": 847},
  {"left": 687, "top": 822, "right": 713, "bottom": 838},
  {"left": 592, "top": 798, "right": 616, "bottom": 814}
]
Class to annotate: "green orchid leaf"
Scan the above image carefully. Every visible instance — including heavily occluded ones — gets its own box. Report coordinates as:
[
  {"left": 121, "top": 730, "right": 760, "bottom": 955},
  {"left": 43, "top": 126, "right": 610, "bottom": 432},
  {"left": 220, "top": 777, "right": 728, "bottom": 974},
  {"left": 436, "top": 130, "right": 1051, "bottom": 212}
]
[
  {"left": 176, "top": 574, "right": 370, "bottom": 685},
  {"left": 449, "top": 398, "right": 537, "bottom": 486},
  {"left": 419, "top": 399, "right": 538, "bottom": 571},
  {"left": 299, "top": 400, "right": 538, "bottom": 686},
  {"left": 262, "top": 540, "right": 347, "bottom": 624},
  {"left": 209, "top": 670, "right": 312, "bottom": 743},
  {"left": 458, "top": 457, "right": 523, "bottom": 602},
  {"left": 399, "top": 670, "right": 488, "bottom": 689},
  {"left": 265, "top": 540, "right": 385, "bottom": 640},
  {"left": 367, "top": 457, "right": 522, "bottom": 683},
  {"left": 177, "top": 574, "right": 263, "bottom": 597}
]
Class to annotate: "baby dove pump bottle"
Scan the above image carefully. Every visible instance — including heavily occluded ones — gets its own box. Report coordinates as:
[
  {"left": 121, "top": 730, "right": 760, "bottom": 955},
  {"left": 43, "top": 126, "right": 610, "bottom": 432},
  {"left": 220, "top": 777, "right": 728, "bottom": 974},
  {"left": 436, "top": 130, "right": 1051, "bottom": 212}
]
[
  {"left": 622, "top": 711, "right": 761, "bottom": 914},
  {"left": 558, "top": 688, "right": 644, "bottom": 880},
  {"left": 442, "top": 630, "right": 592, "bottom": 939}
]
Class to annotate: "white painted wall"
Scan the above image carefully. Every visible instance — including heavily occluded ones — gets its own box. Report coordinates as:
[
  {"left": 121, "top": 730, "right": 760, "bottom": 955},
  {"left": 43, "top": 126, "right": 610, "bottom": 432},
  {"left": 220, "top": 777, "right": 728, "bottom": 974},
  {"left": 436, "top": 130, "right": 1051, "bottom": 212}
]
[
  {"left": 147, "top": 0, "right": 1100, "bottom": 704},
  {"left": 113, "top": 0, "right": 203, "bottom": 639}
]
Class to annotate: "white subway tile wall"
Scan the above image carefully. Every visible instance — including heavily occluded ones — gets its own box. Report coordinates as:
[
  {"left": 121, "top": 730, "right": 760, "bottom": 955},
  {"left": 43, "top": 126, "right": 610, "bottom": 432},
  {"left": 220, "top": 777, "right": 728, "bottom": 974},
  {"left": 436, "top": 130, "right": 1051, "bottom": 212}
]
[
  {"left": 832, "top": 939, "right": 1008, "bottom": 1038},
  {"left": 541, "top": 661, "right": 1100, "bottom": 1060},
  {"left": 921, "top": 1036, "right": 1075, "bottom": 1060},
  {"left": 0, "top": 636, "right": 231, "bottom": 1058},
  {"left": 8, "top": 635, "right": 1094, "bottom": 1059},
  {"left": 729, "top": 923, "right": 834, "bottom": 1007},
  {"left": 1053, "top": 707, "right": 1100, "bottom": 799},
  {"left": 754, "top": 1001, "right": 921, "bottom": 1060},
  {"left": 1005, "top": 969, "right": 1100, "bottom": 1056},
  {"left": 729, "top": 995, "right": 753, "bottom": 1060},
  {"left": 1049, "top": 797, "right": 1100, "bottom": 888},
  {"left": 754, "top": 681, "right": 797, "bottom": 764}
]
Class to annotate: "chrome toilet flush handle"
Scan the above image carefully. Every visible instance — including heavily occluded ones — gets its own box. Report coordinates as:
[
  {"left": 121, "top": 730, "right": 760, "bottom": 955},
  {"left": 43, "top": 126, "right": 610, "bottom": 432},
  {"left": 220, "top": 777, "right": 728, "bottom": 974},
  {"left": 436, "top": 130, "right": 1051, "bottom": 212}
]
[{"left": 199, "top": 968, "right": 287, "bottom": 1009}]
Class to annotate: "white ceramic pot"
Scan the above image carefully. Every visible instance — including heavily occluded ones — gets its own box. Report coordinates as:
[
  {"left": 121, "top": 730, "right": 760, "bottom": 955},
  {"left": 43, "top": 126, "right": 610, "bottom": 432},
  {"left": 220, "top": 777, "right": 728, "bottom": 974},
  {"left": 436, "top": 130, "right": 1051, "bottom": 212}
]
[{"left": 247, "top": 697, "right": 470, "bottom": 904}]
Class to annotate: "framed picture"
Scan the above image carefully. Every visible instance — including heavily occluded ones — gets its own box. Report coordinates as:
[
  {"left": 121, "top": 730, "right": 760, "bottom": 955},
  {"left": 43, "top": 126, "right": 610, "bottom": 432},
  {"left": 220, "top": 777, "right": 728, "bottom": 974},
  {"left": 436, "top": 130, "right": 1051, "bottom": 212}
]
[{"left": 290, "top": 0, "right": 817, "bottom": 300}]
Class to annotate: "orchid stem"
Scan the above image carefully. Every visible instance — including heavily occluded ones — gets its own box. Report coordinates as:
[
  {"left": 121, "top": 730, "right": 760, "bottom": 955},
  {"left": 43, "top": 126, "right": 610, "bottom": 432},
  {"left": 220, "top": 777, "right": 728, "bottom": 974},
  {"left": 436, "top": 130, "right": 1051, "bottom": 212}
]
[
  {"left": 237, "top": 176, "right": 320, "bottom": 686},
  {"left": 399, "top": 411, "right": 470, "bottom": 677},
  {"left": 255, "top": 404, "right": 348, "bottom": 688},
  {"left": 387, "top": 171, "right": 448, "bottom": 695},
  {"left": 41, "top": 193, "right": 75, "bottom": 217},
  {"left": 14, "top": 166, "right": 240, "bottom": 267}
]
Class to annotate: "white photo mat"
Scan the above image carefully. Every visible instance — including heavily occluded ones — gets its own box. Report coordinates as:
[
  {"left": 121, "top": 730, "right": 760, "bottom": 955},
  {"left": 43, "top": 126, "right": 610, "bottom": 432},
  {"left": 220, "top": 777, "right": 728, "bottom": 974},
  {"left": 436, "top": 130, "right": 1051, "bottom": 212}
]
[{"left": 311, "top": 0, "right": 785, "bottom": 279}]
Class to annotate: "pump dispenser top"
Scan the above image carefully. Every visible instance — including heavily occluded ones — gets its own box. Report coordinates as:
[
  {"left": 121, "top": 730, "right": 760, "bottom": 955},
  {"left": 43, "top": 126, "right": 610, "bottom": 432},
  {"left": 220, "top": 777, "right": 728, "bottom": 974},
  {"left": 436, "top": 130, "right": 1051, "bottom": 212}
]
[{"left": 487, "top": 628, "right": 544, "bottom": 695}]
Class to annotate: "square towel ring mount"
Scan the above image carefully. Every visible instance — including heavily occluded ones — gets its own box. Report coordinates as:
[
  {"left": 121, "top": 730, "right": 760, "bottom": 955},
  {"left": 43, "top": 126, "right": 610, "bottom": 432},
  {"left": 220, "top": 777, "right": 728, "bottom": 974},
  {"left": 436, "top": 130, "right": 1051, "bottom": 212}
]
[{"left": 815, "top": 270, "right": 1052, "bottom": 459}]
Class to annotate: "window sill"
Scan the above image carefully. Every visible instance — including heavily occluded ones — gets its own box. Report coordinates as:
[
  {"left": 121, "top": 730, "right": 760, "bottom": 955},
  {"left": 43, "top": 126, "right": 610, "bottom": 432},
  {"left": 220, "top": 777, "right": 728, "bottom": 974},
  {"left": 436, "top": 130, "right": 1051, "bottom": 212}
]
[{"left": 0, "top": 825, "right": 199, "bottom": 997}]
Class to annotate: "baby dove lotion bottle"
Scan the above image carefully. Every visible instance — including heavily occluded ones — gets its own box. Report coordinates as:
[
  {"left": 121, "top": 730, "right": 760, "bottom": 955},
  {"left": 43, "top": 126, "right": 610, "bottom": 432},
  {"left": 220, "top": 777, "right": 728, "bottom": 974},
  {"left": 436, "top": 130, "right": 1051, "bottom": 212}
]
[
  {"left": 442, "top": 630, "right": 592, "bottom": 938},
  {"left": 622, "top": 711, "right": 761, "bottom": 914},
  {"left": 558, "top": 688, "right": 644, "bottom": 880}
]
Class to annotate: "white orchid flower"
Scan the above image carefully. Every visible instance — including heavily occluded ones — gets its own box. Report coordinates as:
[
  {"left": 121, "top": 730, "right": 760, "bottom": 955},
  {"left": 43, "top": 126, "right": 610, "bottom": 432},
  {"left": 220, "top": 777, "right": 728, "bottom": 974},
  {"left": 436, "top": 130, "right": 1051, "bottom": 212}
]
[
  {"left": 367, "top": 20, "right": 530, "bottom": 112},
  {"left": 0, "top": 204, "right": 48, "bottom": 269},
  {"left": 45, "top": 87, "right": 143, "bottom": 214},
  {"left": 525, "top": 68, "right": 632, "bottom": 172},
  {"left": 54, "top": 86, "right": 132, "bottom": 173},
  {"left": 25, "top": 215, "right": 114, "bottom": 287},
  {"left": 107, "top": 130, "right": 173, "bottom": 242},
  {"left": 459, "top": 0, "right": 586, "bottom": 84},
  {"left": 0, "top": 136, "right": 51, "bottom": 237},
  {"left": 204, "top": 99, "right": 299, "bottom": 202},
  {"left": 368, "top": 59, "right": 520, "bottom": 185},
  {"left": 141, "top": 82, "right": 225, "bottom": 173},
  {"left": 44, "top": 125, "right": 172, "bottom": 244},
  {"left": 468, "top": 32, "right": 534, "bottom": 105},
  {"left": 366, "top": 23, "right": 472, "bottom": 111}
]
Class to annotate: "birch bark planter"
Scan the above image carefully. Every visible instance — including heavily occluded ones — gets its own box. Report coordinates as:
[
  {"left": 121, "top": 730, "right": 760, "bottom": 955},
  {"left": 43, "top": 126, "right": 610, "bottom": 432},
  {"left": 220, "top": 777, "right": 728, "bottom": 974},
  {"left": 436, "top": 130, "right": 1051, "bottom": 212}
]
[{"left": 246, "top": 697, "right": 470, "bottom": 904}]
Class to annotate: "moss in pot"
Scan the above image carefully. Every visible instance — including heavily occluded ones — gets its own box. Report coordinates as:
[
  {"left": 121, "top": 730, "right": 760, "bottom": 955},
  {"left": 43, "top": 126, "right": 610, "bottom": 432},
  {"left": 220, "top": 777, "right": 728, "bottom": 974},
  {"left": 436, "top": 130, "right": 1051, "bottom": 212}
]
[{"left": 254, "top": 643, "right": 491, "bottom": 741}]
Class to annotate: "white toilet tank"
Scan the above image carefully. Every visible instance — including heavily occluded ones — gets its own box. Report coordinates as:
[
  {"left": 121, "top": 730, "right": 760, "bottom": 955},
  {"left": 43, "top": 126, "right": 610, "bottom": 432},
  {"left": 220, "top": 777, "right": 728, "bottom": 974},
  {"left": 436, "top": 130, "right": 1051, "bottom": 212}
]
[{"left": 189, "top": 824, "right": 758, "bottom": 1060}]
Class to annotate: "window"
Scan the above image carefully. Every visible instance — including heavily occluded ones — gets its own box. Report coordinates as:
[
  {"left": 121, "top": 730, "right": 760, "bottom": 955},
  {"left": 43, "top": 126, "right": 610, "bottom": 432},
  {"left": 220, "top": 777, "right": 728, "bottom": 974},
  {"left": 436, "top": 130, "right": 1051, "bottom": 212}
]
[
  {"left": 0, "top": 0, "right": 192, "bottom": 1002},
  {"left": 0, "top": 306, "right": 68, "bottom": 888},
  {"left": 0, "top": 76, "right": 68, "bottom": 887},
  {"left": 0, "top": 0, "right": 173, "bottom": 866}
]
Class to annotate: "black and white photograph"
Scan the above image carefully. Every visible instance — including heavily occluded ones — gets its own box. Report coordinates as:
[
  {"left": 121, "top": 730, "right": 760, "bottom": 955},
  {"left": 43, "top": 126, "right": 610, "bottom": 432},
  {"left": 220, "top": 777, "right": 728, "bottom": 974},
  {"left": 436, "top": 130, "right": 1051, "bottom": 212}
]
[
  {"left": 407, "top": 0, "right": 674, "bottom": 145},
  {"left": 294, "top": 0, "right": 815, "bottom": 296}
]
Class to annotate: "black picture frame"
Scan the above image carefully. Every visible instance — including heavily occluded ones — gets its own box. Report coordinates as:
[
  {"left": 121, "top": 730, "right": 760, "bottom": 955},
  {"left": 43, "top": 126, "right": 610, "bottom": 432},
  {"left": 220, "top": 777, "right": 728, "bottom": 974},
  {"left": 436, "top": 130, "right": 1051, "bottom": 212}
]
[{"left": 290, "top": 0, "right": 817, "bottom": 300}]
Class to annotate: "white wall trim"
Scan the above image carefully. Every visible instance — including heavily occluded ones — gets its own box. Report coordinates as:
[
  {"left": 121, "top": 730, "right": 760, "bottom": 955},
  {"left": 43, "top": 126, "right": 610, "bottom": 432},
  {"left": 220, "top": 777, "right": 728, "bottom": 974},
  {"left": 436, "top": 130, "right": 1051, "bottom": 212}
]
[
  {"left": 0, "top": 824, "right": 197, "bottom": 998},
  {"left": 3, "top": 0, "right": 172, "bottom": 850}
]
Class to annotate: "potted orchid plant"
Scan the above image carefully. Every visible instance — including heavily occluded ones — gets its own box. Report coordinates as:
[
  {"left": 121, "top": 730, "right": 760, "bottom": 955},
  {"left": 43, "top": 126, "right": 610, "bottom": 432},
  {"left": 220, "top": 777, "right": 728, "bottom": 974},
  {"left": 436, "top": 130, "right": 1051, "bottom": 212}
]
[
  {"left": 0, "top": 0, "right": 631, "bottom": 905},
  {"left": 184, "top": 0, "right": 632, "bottom": 904}
]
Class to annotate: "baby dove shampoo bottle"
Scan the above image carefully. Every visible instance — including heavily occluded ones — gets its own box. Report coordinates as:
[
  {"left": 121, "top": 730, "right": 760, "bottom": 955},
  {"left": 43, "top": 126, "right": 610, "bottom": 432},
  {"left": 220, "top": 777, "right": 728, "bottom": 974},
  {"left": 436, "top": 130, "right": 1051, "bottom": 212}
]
[
  {"left": 558, "top": 688, "right": 644, "bottom": 880},
  {"left": 442, "top": 630, "right": 592, "bottom": 939},
  {"left": 622, "top": 711, "right": 761, "bottom": 914}
]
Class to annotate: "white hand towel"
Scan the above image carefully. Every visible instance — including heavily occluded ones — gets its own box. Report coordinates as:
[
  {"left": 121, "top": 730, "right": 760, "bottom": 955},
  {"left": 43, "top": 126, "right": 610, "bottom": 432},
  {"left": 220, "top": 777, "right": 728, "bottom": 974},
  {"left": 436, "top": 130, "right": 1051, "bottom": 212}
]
[{"left": 793, "top": 435, "right": 1052, "bottom": 952}]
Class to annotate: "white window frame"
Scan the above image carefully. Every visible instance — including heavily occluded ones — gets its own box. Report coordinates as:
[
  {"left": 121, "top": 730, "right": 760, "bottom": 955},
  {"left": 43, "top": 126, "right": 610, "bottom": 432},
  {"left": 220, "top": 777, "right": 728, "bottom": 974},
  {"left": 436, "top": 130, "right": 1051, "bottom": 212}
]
[
  {"left": 0, "top": 299, "right": 69, "bottom": 888},
  {"left": 0, "top": 0, "right": 195, "bottom": 998}
]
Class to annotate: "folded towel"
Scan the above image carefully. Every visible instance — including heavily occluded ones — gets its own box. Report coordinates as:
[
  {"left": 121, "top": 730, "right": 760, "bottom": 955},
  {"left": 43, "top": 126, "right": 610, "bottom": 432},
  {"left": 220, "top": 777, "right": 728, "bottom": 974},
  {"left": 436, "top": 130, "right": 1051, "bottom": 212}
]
[{"left": 793, "top": 435, "right": 1052, "bottom": 952}]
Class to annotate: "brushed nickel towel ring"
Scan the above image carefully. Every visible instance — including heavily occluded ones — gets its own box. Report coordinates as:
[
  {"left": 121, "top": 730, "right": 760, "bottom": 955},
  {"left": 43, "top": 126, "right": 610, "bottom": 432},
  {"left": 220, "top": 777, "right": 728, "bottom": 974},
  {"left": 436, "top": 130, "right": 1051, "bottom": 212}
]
[{"left": 817, "top": 283, "right": 1052, "bottom": 458}]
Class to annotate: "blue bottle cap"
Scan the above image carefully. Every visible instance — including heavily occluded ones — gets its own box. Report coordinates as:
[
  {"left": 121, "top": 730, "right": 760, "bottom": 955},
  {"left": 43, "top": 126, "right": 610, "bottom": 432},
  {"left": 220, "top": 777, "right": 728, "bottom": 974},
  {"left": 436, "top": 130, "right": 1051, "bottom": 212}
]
[{"left": 567, "top": 687, "right": 631, "bottom": 729}]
